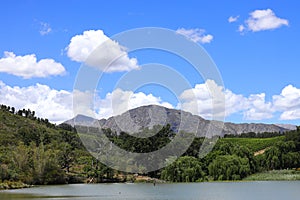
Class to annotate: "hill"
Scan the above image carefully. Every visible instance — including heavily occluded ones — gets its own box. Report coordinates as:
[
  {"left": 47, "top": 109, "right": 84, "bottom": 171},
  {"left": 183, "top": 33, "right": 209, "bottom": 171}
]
[
  {"left": 0, "top": 106, "right": 90, "bottom": 186},
  {"left": 0, "top": 104, "right": 299, "bottom": 186}
]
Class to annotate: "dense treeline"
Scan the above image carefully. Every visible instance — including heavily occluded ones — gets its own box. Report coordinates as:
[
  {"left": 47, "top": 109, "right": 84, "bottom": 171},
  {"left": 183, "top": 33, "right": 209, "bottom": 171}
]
[
  {"left": 161, "top": 129, "right": 300, "bottom": 182},
  {"left": 105, "top": 124, "right": 175, "bottom": 153},
  {"left": 224, "top": 131, "right": 284, "bottom": 138},
  {"left": 1, "top": 104, "right": 54, "bottom": 128},
  {"left": 0, "top": 104, "right": 299, "bottom": 185}
]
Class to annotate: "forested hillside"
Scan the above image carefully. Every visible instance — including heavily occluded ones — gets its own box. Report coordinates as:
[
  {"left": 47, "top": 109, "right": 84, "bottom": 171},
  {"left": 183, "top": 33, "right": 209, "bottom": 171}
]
[
  {"left": 0, "top": 104, "right": 300, "bottom": 189},
  {"left": 0, "top": 105, "right": 110, "bottom": 187}
]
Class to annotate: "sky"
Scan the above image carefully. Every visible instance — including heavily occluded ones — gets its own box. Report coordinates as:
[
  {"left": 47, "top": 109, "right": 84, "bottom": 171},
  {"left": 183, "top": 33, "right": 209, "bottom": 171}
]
[{"left": 0, "top": 0, "right": 300, "bottom": 125}]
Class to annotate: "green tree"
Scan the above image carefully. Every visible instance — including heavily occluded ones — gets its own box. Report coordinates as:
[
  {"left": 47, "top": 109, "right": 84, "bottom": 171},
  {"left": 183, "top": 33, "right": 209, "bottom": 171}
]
[
  {"left": 32, "top": 143, "right": 66, "bottom": 184},
  {"left": 208, "top": 155, "right": 250, "bottom": 181},
  {"left": 265, "top": 146, "right": 280, "bottom": 170},
  {"left": 232, "top": 145, "right": 256, "bottom": 173},
  {"left": 161, "top": 156, "right": 205, "bottom": 182},
  {"left": 58, "top": 143, "right": 75, "bottom": 173}
]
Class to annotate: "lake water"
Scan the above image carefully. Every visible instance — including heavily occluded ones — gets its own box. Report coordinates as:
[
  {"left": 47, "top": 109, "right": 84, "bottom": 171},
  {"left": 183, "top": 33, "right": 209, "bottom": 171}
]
[{"left": 0, "top": 181, "right": 299, "bottom": 200}]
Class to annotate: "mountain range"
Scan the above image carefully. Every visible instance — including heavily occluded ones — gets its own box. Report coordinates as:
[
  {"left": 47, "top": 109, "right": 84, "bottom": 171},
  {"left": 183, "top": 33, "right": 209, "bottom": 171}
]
[{"left": 64, "top": 105, "right": 295, "bottom": 137}]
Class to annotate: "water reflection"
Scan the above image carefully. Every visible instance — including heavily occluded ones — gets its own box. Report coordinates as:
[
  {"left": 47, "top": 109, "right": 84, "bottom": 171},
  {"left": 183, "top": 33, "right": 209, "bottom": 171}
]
[{"left": 0, "top": 182, "right": 299, "bottom": 200}]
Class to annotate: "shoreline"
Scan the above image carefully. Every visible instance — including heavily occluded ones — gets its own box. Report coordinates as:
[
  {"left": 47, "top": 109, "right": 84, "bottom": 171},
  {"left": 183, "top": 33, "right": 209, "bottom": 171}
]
[
  {"left": 0, "top": 181, "right": 32, "bottom": 190},
  {"left": 2, "top": 179, "right": 300, "bottom": 190},
  {"left": 2, "top": 170, "right": 300, "bottom": 190},
  {"left": 0, "top": 170, "right": 300, "bottom": 191}
]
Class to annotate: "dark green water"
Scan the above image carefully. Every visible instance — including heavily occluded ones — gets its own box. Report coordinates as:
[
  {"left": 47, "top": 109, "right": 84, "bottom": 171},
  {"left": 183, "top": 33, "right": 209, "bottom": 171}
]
[{"left": 0, "top": 181, "right": 299, "bottom": 200}]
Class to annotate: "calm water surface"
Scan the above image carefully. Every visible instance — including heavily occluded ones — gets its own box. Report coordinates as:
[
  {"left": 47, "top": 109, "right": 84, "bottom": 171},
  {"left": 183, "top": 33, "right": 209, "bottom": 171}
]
[{"left": 0, "top": 181, "right": 299, "bottom": 200}]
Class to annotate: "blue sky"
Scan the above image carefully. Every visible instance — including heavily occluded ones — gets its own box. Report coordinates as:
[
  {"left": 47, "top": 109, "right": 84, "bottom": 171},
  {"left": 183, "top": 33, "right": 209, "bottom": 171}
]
[{"left": 0, "top": 0, "right": 299, "bottom": 124}]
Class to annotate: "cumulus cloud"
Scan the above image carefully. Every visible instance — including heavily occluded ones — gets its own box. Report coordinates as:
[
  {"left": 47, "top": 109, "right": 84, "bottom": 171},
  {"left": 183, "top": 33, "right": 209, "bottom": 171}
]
[
  {"left": 178, "top": 80, "right": 300, "bottom": 121},
  {"left": 279, "top": 110, "right": 300, "bottom": 121},
  {"left": 66, "top": 30, "right": 140, "bottom": 72},
  {"left": 1, "top": 80, "right": 300, "bottom": 123},
  {"left": 243, "top": 93, "right": 274, "bottom": 120},
  {"left": 0, "top": 51, "right": 66, "bottom": 79},
  {"left": 0, "top": 81, "right": 73, "bottom": 123},
  {"left": 73, "top": 84, "right": 300, "bottom": 122},
  {"left": 176, "top": 28, "right": 213, "bottom": 44},
  {"left": 228, "top": 16, "right": 239, "bottom": 23},
  {"left": 93, "top": 88, "right": 174, "bottom": 119},
  {"left": 39, "top": 22, "right": 52, "bottom": 36},
  {"left": 0, "top": 81, "right": 173, "bottom": 124},
  {"left": 239, "top": 9, "right": 289, "bottom": 32},
  {"left": 273, "top": 85, "right": 300, "bottom": 120},
  {"left": 179, "top": 80, "right": 244, "bottom": 119},
  {"left": 179, "top": 80, "right": 214, "bottom": 119}
]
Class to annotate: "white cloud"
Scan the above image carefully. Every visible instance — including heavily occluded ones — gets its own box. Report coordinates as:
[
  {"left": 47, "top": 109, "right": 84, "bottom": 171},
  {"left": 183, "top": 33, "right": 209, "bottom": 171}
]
[
  {"left": 178, "top": 80, "right": 300, "bottom": 121},
  {"left": 179, "top": 80, "right": 245, "bottom": 119},
  {"left": 239, "top": 9, "right": 289, "bottom": 32},
  {"left": 238, "top": 25, "right": 245, "bottom": 32},
  {"left": 0, "top": 81, "right": 173, "bottom": 124},
  {"left": 75, "top": 88, "right": 174, "bottom": 120},
  {"left": 224, "top": 89, "right": 248, "bottom": 117},
  {"left": 0, "top": 51, "right": 66, "bottom": 79},
  {"left": 1, "top": 80, "right": 300, "bottom": 123},
  {"left": 0, "top": 81, "right": 73, "bottom": 124},
  {"left": 179, "top": 81, "right": 214, "bottom": 119},
  {"left": 279, "top": 109, "right": 300, "bottom": 120},
  {"left": 228, "top": 16, "right": 239, "bottom": 23},
  {"left": 39, "top": 22, "right": 52, "bottom": 35},
  {"left": 73, "top": 84, "right": 300, "bottom": 122},
  {"left": 93, "top": 88, "right": 174, "bottom": 119},
  {"left": 273, "top": 85, "right": 300, "bottom": 120},
  {"left": 176, "top": 28, "right": 213, "bottom": 44},
  {"left": 243, "top": 93, "right": 274, "bottom": 120},
  {"left": 66, "top": 30, "right": 140, "bottom": 72}
]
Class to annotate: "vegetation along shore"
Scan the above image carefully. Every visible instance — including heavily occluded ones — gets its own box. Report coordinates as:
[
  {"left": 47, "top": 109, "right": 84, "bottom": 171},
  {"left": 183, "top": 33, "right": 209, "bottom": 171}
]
[{"left": 0, "top": 104, "right": 299, "bottom": 189}]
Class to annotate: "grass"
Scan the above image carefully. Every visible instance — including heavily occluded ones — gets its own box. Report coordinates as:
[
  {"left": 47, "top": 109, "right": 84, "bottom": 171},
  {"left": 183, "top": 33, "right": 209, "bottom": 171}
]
[
  {"left": 244, "top": 170, "right": 300, "bottom": 181},
  {"left": 222, "top": 136, "right": 285, "bottom": 152}
]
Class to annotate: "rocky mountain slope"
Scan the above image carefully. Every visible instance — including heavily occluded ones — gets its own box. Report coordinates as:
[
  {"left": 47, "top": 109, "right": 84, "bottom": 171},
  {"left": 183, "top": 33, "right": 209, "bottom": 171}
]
[
  {"left": 65, "top": 105, "right": 289, "bottom": 137},
  {"left": 275, "top": 124, "right": 297, "bottom": 131}
]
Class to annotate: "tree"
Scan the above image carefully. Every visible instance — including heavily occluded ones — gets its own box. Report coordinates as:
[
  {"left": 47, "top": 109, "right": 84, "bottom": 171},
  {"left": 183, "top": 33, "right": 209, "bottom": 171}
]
[
  {"left": 11, "top": 107, "right": 15, "bottom": 114},
  {"left": 282, "top": 152, "right": 300, "bottom": 169},
  {"left": 265, "top": 146, "right": 280, "bottom": 170},
  {"left": 30, "top": 142, "right": 66, "bottom": 184},
  {"left": 285, "top": 129, "right": 300, "bottom": 151},
  {"left": 208, "top": 155, "right": 250, "bottom": 181},
  {"left": 0, "top": 164, "right": 9, "bottom": 182},
  {"left": 161, "top": 156, "right": 205, "bottom": 182},
  {"left": 232, "top": 145, "right": 256, "bottom": 173},
  {"left": 58, "top": 143, "right": 75, "bottom": 173},
  {"left": 81, "top": 156, "right": 114, "bottom": 182}
]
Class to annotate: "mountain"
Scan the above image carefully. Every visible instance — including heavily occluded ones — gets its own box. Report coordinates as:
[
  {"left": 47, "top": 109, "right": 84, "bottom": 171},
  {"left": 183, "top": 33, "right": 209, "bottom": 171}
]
[
  {"left": 64, "top": 114, "right": 99, "bottom": 127},
  {"left": 275, "top": 124, "right": 297, "bottom": 131},
  {"left": 65, "top": 105, "right": 290, "bottom": 137}
]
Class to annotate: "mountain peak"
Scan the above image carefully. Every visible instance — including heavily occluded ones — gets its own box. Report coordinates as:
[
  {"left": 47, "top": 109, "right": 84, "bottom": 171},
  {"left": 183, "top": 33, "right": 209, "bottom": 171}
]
[
  {"left": 64, "top": 105, "right": 290, "bottom": 136},
  {"left": 64, "top": 114, "right": 98, "bottom": 127}
]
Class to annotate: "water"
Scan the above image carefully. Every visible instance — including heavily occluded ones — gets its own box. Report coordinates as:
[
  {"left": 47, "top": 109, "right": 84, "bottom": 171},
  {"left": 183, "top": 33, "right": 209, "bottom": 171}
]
[{"left": 0, "top": 181, "right": 299, "bottom": 200}]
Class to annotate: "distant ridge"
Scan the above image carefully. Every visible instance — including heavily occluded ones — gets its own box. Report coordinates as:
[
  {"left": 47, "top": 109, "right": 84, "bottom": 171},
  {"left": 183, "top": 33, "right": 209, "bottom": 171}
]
[
  {"left": 64, "top": 105, "right": 290, "bottom": 137},
  {"left": 275, "top": 124, "right": 297, "bottom": 131},
  {"left": 64, "top": 114, "right": 98, "bottom": 127}
]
